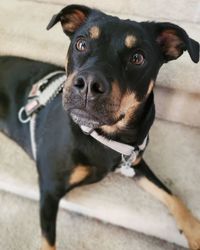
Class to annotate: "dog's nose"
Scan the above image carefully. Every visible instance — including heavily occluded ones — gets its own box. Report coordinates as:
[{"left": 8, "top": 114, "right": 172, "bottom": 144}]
[{"left": 74, "top": 74, "right": 108, "bottom": 100}]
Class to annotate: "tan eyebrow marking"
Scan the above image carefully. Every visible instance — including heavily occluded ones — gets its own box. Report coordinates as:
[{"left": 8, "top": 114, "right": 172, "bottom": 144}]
[
  {"left": 125, "top": 35, "right": 137, "bottom": 48},
  {"left": 89, "top": 26, "right": 101, "bottom": 39}
]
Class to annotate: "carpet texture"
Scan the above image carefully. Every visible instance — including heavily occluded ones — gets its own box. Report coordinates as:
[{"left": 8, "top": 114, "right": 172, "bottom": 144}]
[{"left": 0, "top": 190, "right": 186, "bottom": 250}]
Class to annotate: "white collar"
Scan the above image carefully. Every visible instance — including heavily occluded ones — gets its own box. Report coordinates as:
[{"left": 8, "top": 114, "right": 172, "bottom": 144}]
[
  {"left": 80, "top": 125, "right": 148, "bottom": 156},
  {"left": 81, "top": 125, "right": 148, "bottom": 177}
]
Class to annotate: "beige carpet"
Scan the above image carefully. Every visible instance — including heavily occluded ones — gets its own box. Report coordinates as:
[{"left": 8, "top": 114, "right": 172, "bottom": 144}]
[{"left": 0, "top": 190, "right": 186, "bottom": 250}]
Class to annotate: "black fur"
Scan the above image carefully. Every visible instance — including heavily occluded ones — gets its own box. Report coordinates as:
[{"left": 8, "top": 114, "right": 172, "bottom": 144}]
[{"left": 0, "top": 4, "right": 199, "bottom": 247}]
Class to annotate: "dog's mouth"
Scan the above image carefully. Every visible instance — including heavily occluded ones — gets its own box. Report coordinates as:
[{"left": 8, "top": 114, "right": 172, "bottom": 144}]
[
  {"left": 70, "top": 109, "right": 125, "bottom": 130},
  {"left": 70, "top": 109, "right": 104, "bottom": 129}
]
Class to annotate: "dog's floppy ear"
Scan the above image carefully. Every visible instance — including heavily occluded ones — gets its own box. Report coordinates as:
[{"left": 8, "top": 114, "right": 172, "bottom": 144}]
[
  {"left": 154, "top": 22, "right": 199, "bottom": 63},
  {"left": 47, "top": 5, "right": 91, "bottom": 36}
]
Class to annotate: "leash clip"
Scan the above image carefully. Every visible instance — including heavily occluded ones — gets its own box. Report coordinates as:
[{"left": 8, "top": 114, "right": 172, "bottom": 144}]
[
  {"left": 18, "top": 107, "right": 31, "bottom": 124},
  {"left": 115, "top": 150, "right": 137, "bottom": 177},
  {"left": 18, "top": 98, "right": 40, "bottom": 124},
  {"left": 121, "top": 150, "right": 137, "bottom": 167}
]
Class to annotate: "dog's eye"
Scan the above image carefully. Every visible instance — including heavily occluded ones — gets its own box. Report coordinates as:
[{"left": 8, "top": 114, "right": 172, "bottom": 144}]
[
  {"left": 130, "top": 52, "right": 145, "bottom": 65},
  {"left": 76, "top": 38, "right": 87, "bottom": 52}
]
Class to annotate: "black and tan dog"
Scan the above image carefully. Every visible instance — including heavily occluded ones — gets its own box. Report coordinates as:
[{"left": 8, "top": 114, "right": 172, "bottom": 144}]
[{"left": 0, "top": 4, "right": 200, "bottom": 250}]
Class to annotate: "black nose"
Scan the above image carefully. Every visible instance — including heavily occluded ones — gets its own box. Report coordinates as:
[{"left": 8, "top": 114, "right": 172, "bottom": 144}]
[{"left": 74, "top": 73, "right": 108, "bottom": 100}]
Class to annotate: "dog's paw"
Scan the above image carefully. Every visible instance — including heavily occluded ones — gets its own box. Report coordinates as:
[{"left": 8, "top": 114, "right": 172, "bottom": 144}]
[
  {"left": 183, "top": 215, "right": 200, "bottom": 250},
  {"left": 189, "top": 238, "right": 200, "bottom": 250},
  {"left": 188, "top": 234, "right": 200, "bottom": 250}
]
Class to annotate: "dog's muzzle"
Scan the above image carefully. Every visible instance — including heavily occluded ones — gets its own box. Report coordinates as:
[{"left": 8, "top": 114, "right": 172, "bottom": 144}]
[{"left": 64, "top": 70, "right": 115, "bottom": 129}]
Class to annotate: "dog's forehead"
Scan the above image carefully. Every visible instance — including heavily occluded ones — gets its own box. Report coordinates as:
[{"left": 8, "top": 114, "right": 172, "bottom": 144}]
[{"left": 83, "top": 14, "right": 146, "bottom": 45}]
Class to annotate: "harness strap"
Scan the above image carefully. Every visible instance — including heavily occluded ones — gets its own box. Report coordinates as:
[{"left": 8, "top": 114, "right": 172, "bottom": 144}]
[
  {"left": 18, "top": 71, "right": 66, "bottom": 160},
  {"left": 30, "top": 113, "right": 37, "bottom": 160}
]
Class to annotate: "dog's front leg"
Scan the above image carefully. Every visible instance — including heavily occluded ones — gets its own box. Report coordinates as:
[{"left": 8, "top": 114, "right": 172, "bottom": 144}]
[
  {"left": 133, "top": 159, "right": 200, "bottom": 250},
  {"left": 39, "top": 185, "right": 64, "bottom": 250}
]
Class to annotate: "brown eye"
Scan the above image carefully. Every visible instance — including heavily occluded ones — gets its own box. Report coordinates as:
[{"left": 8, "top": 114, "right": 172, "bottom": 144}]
[
  {"left": 130, "top": 52, "right": 145, "bottom": 65},
  {"left": 76, "top": 38, "right": 87, "bottom": 52}
]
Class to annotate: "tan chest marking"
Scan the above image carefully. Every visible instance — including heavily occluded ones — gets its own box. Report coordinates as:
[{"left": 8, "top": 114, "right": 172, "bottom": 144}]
[{"left": 69, "top": 165, "right": 90, "bottom": 185}]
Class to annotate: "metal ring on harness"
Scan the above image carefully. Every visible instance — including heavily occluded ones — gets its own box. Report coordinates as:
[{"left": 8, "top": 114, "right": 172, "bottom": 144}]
[{"left": 18, "top": 107, "right": 31, "bottom": 124}]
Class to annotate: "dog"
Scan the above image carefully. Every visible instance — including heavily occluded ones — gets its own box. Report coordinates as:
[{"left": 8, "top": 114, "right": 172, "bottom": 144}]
[{"left": 0, "top": 4, "right": 200, "bottom": 250}]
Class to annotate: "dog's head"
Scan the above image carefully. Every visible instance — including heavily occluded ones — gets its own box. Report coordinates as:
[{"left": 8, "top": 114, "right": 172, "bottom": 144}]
[{"left": 47, "top": 5, "right": 199, "bottom": 135}]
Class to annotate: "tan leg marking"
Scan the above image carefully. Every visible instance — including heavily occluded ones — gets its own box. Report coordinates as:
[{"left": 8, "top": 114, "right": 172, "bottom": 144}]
[
  {"left": 41, "top": 237, "right": 56, "bottom": 250},
  {"left": 125, "top": 35, "right": 137, "bottom": 48},
  {"left": 69, "top": 165, "right": 90, "bottom": 185},
  {"left": 137, "top": 177, "right": 200, "bottom": 250},
  {"left": 89, "top": 26, "right": 101, "bottom": 39}
]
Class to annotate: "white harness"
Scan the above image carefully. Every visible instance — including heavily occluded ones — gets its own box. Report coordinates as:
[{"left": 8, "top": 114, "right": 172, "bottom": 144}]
[
  {"left": 18, "top": 72, "right": 148, "bottom": 177},
  {"left": 18, "top": 71, "right": 66, "bottom": 160}
]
